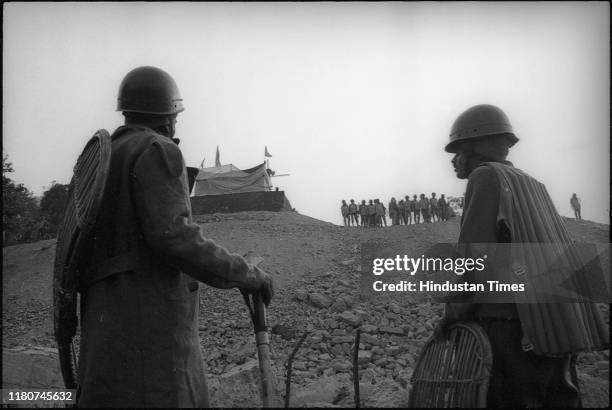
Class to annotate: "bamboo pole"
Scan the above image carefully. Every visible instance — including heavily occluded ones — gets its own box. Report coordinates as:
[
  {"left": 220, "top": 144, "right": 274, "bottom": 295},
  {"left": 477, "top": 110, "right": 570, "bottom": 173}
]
[
  {"left": 353, "top": 329, "right": 361, "bottom": 408},
  {"left": 284, "top": 331, "right": 308, "bottom": 408}
]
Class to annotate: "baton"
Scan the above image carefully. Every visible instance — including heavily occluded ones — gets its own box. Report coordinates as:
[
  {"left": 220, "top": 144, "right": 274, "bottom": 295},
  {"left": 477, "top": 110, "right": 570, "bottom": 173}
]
[
  {"left": 242, "top": 255, "right": 280, "bottom": 408},
  {"left": 243, "top": 291, "right": 281, "bottom": 408}
]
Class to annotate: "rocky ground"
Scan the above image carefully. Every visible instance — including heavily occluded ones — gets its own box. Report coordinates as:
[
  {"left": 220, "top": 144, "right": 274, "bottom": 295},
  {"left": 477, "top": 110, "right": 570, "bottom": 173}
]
[{"left": 2, "top": 211, "right": 610, "bottom": 407}]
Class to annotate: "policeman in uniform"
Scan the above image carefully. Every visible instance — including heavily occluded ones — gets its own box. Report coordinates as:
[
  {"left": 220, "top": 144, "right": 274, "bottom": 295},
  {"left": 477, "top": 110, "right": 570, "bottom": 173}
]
[
  {"left": 367, "top": 199, "right": 376, "bottom": 227},
  {"left": 436, "top": 104, "right": 608, "bottom": 407},
  {"left": 419, "top": 194, "right": 430, "bottom": 223},
  {"left": 348, "top": 199, "right": 359, "bottom": 226},
  {"left": 77, "top": 66, "right": 274, "bottom": 407},
  {"left": 429, "top": 192, "right": 439, "bottom": 222},
  {"left": 438, "top": 194, "right": 448, "bottom": 221},
  {"left": 359, "top": 200, "right": 368, "bottom": 227},
  {"left": 388, "top": 197, "right": 398, "bottom": 226},
  {"left": 412, "top": 194, "right": 421, "bottom": 224},
  {"left": 404, "top": 195, "right": 412, "bottom": 225},
  {"left": 341, "top": 200, "right": 350, "bottom": 227},
  {"left": 570, "top": 193, "right": 582, "bottom": 220}
]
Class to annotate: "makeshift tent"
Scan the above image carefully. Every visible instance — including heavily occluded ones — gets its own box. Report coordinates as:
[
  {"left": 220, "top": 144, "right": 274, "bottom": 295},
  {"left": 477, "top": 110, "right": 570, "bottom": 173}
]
[{"left": 192, "top": 162, "right": 272, "bottom": 196}]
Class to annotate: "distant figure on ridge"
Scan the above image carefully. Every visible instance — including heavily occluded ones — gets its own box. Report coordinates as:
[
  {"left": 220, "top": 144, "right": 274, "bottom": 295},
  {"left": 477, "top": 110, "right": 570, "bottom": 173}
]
[
  {"left": 398, "top": 199, "right": 406, "bottom": 225},
  {"left": 341, "top": 200, "right": 350, "bottom": 227},
  {"left": 438, "top": 193, "right": 448, "bottom": 221},
  {"left": 430, "top": 192, "right": 439, "bottom": 222},
  {"left": 359, "top": 200, "right": 368, "bottom": 227},
  {"left": 413, "top": 194, "right": 421, "bottom": 224},
  {"left": 570, "top": 193, "right": 581, "bottom": 221},
  {"left": 389, "top": 197, "right": 399, "bottom": 225},
  {"left": 367, "top": 200, "right": 376, "bottom": 227},
  {"left": 404, "top": 195, "right": 412, "bottom": 225},
  {"left": 348, "top": 199, "right": 359, "bottom": 227},
  {"left": 381, "top": 199, "right": 388, "bottom": 227},
  {"left": 420, "top": 194, "right": 431, "bottom": 223}
]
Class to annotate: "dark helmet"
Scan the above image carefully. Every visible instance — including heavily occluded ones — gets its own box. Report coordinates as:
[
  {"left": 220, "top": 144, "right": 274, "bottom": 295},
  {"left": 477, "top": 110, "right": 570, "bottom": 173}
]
[
  {"left": 446, "top": 104, "right": 518, "bottom": 153},
  {"left": 117, "top": 66, "right": 185, "bottom": 115}
]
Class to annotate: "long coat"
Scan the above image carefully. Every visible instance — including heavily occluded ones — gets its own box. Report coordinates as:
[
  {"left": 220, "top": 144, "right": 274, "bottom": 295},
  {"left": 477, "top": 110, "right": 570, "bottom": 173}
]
[{"left": 77, "top": 125, "right": 253, "bottom": 407}]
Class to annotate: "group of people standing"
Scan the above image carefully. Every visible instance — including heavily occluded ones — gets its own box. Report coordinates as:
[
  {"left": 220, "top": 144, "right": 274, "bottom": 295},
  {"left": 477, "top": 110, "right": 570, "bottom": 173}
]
[{"left": 341, "top": 193, "right": 451, "bottom": 227}]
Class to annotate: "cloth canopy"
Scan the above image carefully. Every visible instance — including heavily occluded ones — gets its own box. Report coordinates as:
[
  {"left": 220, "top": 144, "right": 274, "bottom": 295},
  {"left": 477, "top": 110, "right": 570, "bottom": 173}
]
[{"left": 192, "top": 162, "right": 271, "bottom": 196}]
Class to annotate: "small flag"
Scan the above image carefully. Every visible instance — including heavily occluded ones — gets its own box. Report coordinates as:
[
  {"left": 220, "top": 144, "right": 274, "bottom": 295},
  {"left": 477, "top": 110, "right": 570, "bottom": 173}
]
[
  {"left": 264, "top": 146, "right": 272, "bottom": 158},
  {"left": 215, "top": 146, "right": 221, "bottom": 167}
]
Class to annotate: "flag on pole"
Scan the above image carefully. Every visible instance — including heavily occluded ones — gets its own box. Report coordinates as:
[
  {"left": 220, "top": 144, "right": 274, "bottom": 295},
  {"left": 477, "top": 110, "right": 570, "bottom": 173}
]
[
  {"left": 215, "top": 146, "right": 221, "bottom": 167},
  {"left": 264, "top": 146, "right": 272, "bottom": 158}
]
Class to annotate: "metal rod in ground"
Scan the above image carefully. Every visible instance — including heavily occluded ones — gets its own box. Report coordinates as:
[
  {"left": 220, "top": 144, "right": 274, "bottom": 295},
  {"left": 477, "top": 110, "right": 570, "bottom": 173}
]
[
  {"left": 284, "top": 331, "right": 309, "bottom": 408},
  {"left": 353, "top": 328, "right": 361, "bottom": 408}
]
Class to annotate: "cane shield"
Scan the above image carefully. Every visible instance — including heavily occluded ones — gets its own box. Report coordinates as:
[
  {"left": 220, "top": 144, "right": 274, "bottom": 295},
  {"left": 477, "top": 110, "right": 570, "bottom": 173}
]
[
  {"left": 409, "top": 322, "right": 493, "bottom": 408},
  {"left": 53, "top": 129, "right": 111, "bottom": 389}
]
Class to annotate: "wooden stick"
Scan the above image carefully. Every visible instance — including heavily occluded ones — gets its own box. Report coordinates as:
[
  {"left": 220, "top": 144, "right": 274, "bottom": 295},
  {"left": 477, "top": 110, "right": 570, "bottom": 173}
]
[
  {"left": 353, "top": 329, "right": 361, "bottom": 408},
  {"left": 284, "top": 331, "right": 308, "bottom": 408}
]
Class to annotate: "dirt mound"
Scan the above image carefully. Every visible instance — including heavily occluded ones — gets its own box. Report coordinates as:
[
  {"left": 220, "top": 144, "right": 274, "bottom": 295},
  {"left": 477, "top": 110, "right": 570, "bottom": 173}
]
[{"left": 2, "top": 212, "right": 609, "bottom": 407}]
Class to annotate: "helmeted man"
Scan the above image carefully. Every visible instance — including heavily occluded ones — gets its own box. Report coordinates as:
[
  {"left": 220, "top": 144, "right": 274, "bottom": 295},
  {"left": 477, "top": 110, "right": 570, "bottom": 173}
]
[
  {"left": 341, "top": 200, "right": 349, "bottom": 227},
  {"left": 404, "top": 195, "right": 412, "bottom": 225},
  {"left": 436, "top": 104, "right": 608, "bottom": 407},
  {"left": 367, "top": 199, "right": 376, "bottom": 227},
  {"left": 348, "top": 199, "right": 359, "bottom": 227},
  {"left": 419, "top": 194, "right": 430, "bottom": 223},
  {"left": 570, "top": 193, "right": 581, "bottom": 221},
  {"left": 438, "top": 194, "right": 448, "bottom": 221},
  {"left": 359, "top": 200, "right": 368, "bottom": 227},
  {"left": 380, "top": 199, "right": 388, "bottom": 227},
  {"left": 374, "top": 199, "right": 383, "bottom": 227},
  {"left": 412, "top": 194, "right": 421, "bottom": 224},
  {"left": 397, "top": 199, "right": 406, "bottom": 225},
  {"left": 429, "top": 192, "right": 439, "bottom": 222},
  {"left": 388, "top": 197, "right": 399, "bottom": 225},
  {"left": 76, "top": 66, "right": 274, "bottom": 407}
]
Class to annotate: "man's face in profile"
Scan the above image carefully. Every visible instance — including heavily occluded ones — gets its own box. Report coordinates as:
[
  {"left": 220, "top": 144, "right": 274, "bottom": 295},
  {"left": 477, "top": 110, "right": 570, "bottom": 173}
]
[{"left": 451, "top": 147, "right": 471, "bottom": 180}]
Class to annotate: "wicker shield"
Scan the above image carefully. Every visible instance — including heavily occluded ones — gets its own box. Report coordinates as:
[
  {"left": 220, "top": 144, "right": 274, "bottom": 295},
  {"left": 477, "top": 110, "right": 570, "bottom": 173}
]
[
  {"left": 408, "top": 321, "right": 493, "bottom": 408},
  {"left": 53, "top": 129, "right": 111, "bottom": 389}
]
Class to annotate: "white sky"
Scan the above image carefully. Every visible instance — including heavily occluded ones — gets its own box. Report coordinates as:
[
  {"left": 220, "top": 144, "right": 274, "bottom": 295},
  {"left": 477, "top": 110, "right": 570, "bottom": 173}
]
[{"left": 3, "top": 2, "right": 610, "bottom": 225}]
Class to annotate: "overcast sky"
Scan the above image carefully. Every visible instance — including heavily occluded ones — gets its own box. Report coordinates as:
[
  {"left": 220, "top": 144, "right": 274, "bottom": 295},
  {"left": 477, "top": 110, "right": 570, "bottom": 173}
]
[{"left": 3, "top": 2, "right": 609, "bottom": 225}]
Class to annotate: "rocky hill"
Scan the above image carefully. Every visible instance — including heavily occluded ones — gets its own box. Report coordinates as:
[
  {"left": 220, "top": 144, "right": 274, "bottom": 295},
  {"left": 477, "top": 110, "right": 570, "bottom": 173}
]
[{"left": 2, "top": 211, "right": 609, "bottom": 407}]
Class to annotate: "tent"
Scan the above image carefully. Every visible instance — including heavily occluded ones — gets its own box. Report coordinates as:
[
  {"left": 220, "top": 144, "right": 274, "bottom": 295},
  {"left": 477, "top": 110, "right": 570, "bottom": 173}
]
[{"left": 192, "top": 162, "right": 272, "bottom": 196}]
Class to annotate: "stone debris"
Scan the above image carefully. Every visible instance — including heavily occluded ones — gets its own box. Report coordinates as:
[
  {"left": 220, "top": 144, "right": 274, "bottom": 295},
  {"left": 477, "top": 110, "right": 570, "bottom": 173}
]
[
  {"left": 337, "top": 311, "right": 362, "bottom": 327},
  {"left": 308, "top": 293, "right": 333, "bottom": 309},
  {"left": 379, "top": 326, "right": 405, "bottom": 336}
]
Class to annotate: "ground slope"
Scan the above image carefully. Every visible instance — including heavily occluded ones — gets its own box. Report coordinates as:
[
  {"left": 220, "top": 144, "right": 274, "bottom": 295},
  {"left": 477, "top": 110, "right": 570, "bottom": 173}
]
[{"left": 2, "top": 212, "right": 609, "bottom": 407}]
